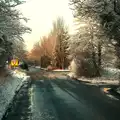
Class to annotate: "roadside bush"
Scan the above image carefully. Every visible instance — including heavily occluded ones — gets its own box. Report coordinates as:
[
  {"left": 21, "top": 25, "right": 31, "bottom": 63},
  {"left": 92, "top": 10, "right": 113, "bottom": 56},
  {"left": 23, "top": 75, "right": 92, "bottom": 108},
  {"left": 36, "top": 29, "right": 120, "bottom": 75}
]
[
  {"left": 69, "top": 52, "right": 100, "bottom": 77},
  {"left": 114, "top": 59, "right": 120, "bottom": 69}
]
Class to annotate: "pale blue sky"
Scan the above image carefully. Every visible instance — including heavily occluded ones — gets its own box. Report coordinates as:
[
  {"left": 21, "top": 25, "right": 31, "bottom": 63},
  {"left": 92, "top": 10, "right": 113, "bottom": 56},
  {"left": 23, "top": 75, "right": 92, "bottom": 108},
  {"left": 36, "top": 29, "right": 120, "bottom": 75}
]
[{"left": 17, "top": 0, "right": 76, "bottom": 51}]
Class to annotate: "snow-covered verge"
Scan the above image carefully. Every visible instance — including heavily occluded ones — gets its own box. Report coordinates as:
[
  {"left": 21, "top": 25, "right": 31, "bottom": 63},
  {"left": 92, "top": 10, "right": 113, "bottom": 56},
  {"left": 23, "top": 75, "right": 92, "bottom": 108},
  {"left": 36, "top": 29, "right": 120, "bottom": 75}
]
[
  {"left": 0, "top": 69, "right": 31, "bottom": 120},
  {"left": 35, "top": 66, "right": 41, "bottom": 68},
  {"left": 116, "top": 87, "right": 120, "bottom": 94},
  {"left": 77, "top": 77, "right": 119, "bottom": 85},
  {"left": 101, "top": 67, "right": 120, "bottom": 79},
  {"left": 68, "top": 71, "right": 120, "bottom": 86},
  {"left": 53, "top": 69, "right": 70, "bottom": 72}
]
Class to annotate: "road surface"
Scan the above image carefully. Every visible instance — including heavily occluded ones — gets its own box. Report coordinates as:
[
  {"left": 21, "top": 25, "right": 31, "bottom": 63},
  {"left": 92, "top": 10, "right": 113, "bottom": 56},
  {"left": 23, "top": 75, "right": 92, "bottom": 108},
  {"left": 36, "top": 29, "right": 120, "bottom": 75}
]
[{"left": 2, "top": 71, "right": 120, "bottom": 120}]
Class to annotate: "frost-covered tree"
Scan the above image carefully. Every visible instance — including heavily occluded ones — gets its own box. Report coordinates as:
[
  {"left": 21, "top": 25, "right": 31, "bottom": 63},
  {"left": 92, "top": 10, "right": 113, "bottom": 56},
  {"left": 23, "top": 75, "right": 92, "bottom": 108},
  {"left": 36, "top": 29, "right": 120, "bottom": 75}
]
[
  {"left": 12, "top": 40, "right": 27, "bottom": 60},
  {"left": 0, "top": 0, "right": 31, "bottom": 66},
  {"left": 0, "top": 0, "right": 30, "bottom": 38},
  {"left": 69, "top": 0, "right": 120, "bottom": 68}
]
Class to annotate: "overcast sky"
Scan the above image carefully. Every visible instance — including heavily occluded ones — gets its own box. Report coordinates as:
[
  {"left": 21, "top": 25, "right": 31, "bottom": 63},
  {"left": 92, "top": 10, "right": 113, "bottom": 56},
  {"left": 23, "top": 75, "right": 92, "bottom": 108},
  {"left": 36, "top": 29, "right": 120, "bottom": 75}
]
[{"left": 17, "top": 0, "right": 76, "bottom": 51}]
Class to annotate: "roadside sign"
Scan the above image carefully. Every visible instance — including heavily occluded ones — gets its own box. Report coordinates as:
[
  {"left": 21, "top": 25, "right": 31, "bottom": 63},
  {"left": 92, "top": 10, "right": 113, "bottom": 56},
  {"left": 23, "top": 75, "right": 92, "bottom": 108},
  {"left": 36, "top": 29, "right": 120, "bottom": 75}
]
[{"left": 10, "top": 59, "right": 19, "bottom": 67}]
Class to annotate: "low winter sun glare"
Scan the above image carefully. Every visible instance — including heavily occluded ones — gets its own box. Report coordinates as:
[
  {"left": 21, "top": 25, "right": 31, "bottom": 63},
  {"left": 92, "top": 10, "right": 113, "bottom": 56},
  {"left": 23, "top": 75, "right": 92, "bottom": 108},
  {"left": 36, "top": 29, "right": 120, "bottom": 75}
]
[{"left": 17, "top": 0, "right": 76, "bottom": 51}]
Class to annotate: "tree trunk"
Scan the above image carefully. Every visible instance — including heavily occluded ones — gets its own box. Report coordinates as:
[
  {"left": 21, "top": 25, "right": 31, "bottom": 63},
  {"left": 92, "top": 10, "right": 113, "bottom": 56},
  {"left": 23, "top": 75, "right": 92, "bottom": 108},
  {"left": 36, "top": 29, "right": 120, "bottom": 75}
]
[
  {"left": 39, "top": 57, "right": 41, "bottom": 67},
  {"left": 98, "top": 41, "right": 102, "bottom": 67},
  {"left": 92, "top": 51, "right": 97, "bottom": 67},
  {"left": 92, "top": 51, "right": 100, "bottom": 76}
]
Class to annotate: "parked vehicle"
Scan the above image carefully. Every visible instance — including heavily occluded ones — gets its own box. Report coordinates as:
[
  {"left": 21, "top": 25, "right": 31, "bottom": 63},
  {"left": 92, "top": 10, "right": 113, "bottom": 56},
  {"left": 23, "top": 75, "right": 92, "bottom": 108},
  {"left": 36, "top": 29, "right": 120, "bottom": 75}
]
[{"left": 19, "top": 61, "right": 29, "bottom": 71}]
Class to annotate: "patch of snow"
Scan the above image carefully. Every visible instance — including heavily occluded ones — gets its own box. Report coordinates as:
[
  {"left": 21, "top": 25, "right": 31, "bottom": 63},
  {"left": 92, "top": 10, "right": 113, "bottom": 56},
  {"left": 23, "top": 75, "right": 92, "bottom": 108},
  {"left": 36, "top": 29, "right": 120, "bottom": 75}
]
[
  {"left": 101, "top": 67, "right": 120, "bottom": 79},
  {"left": 0, "top": 69, "right": 31, "bottom": 120},
  {"left": 116, "top": 87, "right": 120, "bottom": 94},
  {"left": 78, "top": 77, "right": 119, "bottom": 85},
  {"left": 35, "top": 66, "right": 41, "bottom": 68},
  {"left": 106, "top": 94, "right": 119, "bottom": 101},
  {"left": 53, "top": 69, "right": 70, "bottom": 72},
  {"left": 58, "top": 76, "right": 68, "bottom": 79},
  {"left": 67, "top": 72, "right": 77, "bottom": 78},
  {"left": 104, "top": 67, "right": 120, "bottom": 72},
  {"left": 67, "top": 72, "right": 120, "bottom": 85}
]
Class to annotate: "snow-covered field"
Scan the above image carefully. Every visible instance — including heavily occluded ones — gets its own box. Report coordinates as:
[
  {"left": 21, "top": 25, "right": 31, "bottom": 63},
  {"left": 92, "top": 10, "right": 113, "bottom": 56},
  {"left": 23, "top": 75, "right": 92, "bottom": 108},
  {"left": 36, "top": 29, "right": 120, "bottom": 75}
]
[{"left": 0, "top": 69, "right": 31, "bottom": 120}]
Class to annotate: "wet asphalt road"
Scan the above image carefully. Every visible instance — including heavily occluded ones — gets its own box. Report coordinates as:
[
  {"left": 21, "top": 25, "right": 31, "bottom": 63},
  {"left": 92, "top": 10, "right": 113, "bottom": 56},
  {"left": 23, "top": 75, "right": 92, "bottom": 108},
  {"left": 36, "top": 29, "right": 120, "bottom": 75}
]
[{"left": 2, "top": 73, "right": 120, "bottom": 120}]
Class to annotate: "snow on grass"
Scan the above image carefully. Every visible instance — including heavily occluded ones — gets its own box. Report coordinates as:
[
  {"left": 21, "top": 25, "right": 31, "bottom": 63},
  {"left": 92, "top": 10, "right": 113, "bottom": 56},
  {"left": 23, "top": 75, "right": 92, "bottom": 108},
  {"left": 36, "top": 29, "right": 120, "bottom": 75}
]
[
  {"left": 101, "top": 67, "right": 120, "bottom": 79},
  {"left": 78, "top": 77, "right": 119, "bottom": 85},
  {"left": 53, "top": 69, "right": 70, "bottom": 72},
  {"left": 68, "top": 72, "right": 120, "bottom": 85},
  {"left": 0, "top": 69, "right": 31, "bottom": 120},
  {"left": 68, "top": 72, "right": 77, "bottom": 78},
  {"left": 35, "top": 66, "right": 41, "bottom": 68}
]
